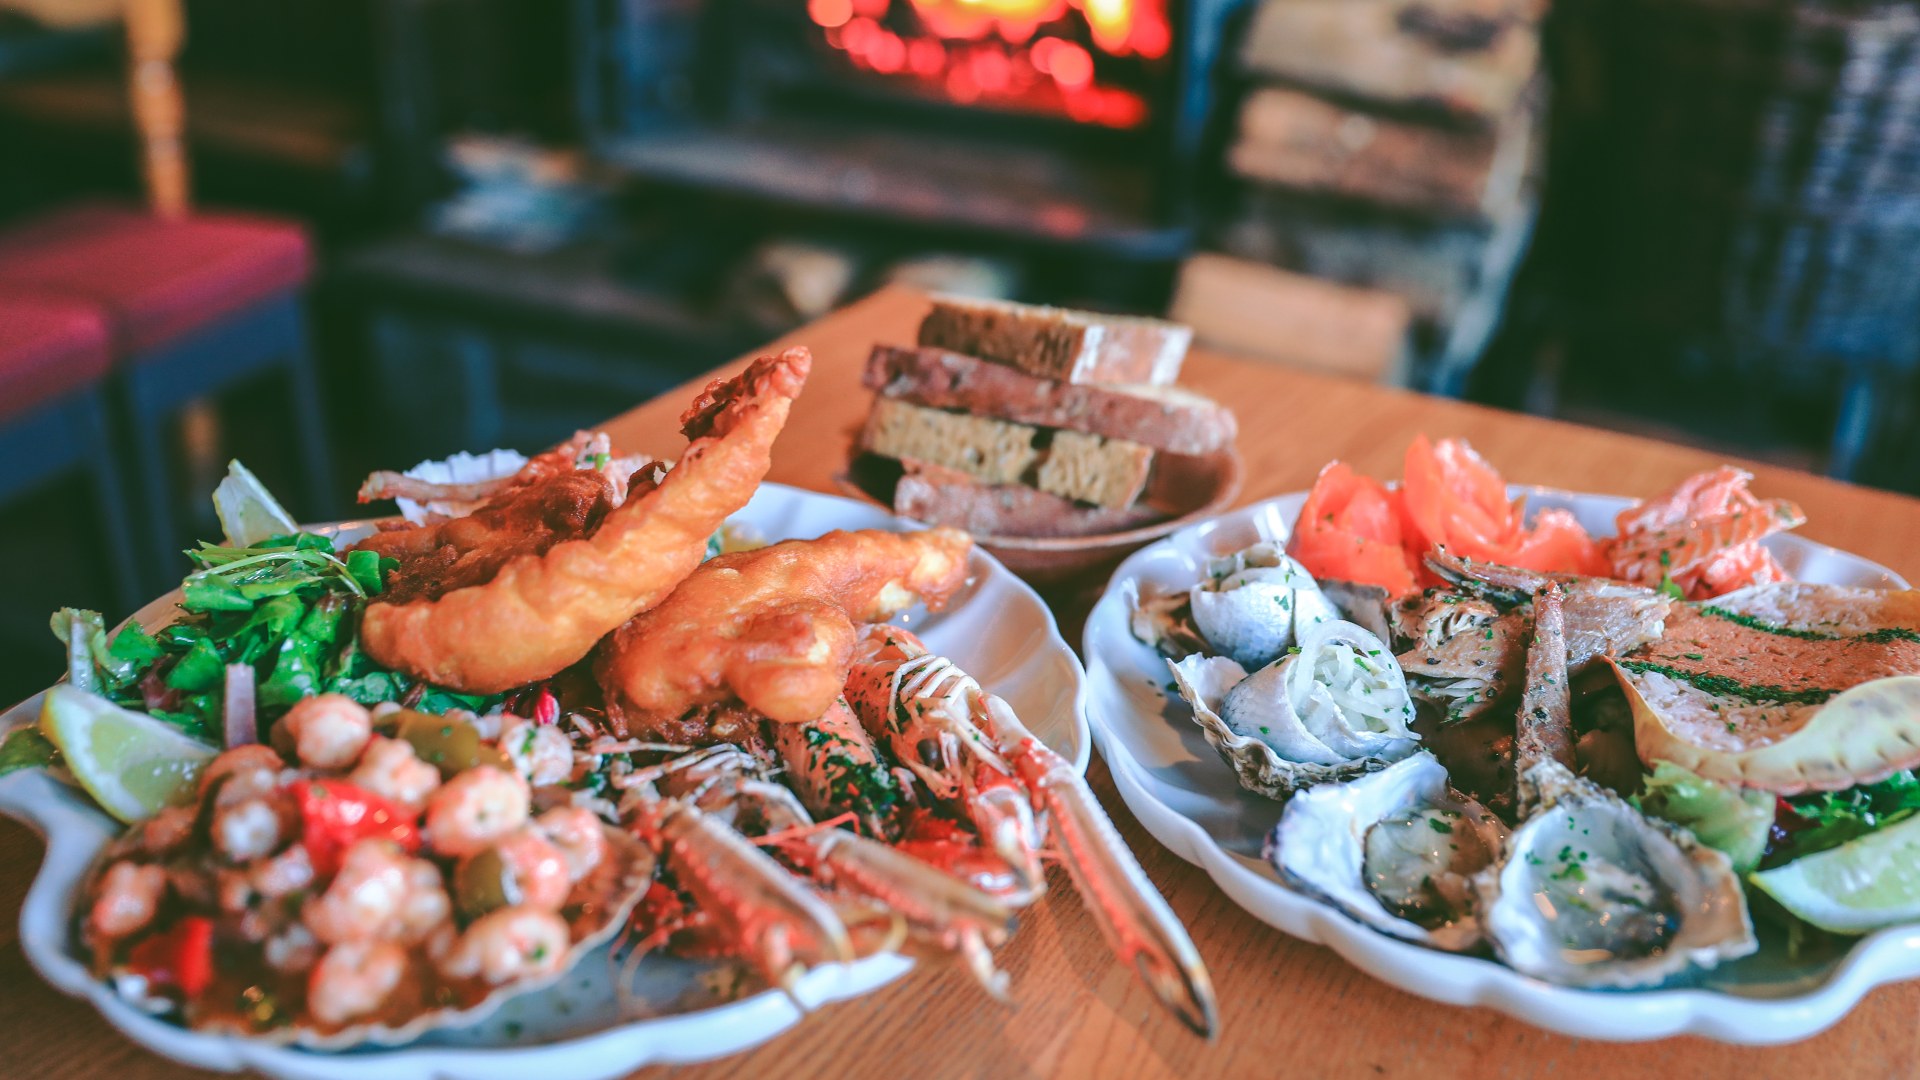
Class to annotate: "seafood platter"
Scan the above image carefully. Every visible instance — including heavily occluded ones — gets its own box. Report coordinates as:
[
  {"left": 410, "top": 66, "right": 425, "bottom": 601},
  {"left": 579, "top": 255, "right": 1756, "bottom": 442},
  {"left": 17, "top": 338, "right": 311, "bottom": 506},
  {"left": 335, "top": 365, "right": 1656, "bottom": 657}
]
[
  {"left": 1086, "top": 436, "right": 1920, "bottom": 1042},
  {"left": 0, "top": 349, "right": 1215, "bottom": 1076}
]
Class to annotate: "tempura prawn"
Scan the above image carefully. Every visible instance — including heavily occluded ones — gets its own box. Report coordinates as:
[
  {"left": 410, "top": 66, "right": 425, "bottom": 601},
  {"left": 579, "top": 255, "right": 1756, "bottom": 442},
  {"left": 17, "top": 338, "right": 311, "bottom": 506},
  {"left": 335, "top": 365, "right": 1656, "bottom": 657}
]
[
  {"left": 356, "top": 349, "right": 811, "bottom": 693},
  {"left": 595, "top": 527, "right": 972, "bottom": 733}
]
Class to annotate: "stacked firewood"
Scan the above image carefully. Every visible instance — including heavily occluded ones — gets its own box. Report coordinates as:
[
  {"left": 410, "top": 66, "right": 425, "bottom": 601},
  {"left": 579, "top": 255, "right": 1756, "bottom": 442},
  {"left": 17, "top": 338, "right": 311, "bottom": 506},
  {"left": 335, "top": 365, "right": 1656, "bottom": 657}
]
[{"left": 1187, "top": 0, "right": 1547, "bottom": 391}]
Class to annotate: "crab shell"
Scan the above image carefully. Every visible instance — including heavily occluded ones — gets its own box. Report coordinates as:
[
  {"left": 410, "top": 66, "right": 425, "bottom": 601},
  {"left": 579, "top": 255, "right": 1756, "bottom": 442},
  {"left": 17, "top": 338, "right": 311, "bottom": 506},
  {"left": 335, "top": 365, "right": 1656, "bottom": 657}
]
[
  {"left": 1264, "top": 752, "right": 1506, "bottom": 952},
  {"left": 90, "top": 822, "right": 655, "bottom": 1049},
  {"left": 1616, "top": 667, "right": 1920, "bottom": 796},
  {"left": 1473, "top": 759, "right": 1756, "bottom": 989},
  {"left": 1187, "top": 542, "right": 1338, "bottom": 670}
]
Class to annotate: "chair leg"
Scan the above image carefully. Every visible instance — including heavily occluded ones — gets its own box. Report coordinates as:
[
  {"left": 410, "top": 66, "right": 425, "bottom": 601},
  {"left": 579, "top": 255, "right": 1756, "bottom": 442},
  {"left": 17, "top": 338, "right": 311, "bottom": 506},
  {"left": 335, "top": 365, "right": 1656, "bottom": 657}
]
[
  {"left": 281, "top": 302, "right": 339, "bottom": 521},
  {"left": 1829, "top": 366, "right": 1878, "bottom": 481},
  {"left": 71, "top": 391, "right": 145, "bottom": 615},
  {"left": 118, "top": 367, "right": 184, "bottom": 592}
]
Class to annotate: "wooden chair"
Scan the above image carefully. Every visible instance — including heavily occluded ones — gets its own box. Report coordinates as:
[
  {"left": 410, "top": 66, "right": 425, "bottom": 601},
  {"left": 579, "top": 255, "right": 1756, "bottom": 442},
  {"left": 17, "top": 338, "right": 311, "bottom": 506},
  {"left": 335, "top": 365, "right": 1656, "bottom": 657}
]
[
  {"left": 0, "top": 285, "right": 141, "bottom": 613},
  {"left": 0, "top": 0, "right": 335, "bottom": 590}
]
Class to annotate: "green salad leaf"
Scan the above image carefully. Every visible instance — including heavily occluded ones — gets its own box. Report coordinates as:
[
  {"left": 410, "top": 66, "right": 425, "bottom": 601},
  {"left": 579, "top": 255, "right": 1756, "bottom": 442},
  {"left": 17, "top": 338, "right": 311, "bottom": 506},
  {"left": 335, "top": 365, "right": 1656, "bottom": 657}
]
[
  {"left": 1635, "top": 760, "right": 1774, "bottom": 873},
  {"left": 0, "top": 726, "right": 58, "bottom": 777},
  {"left": 39, "top": 457, "right": 528, "bottom": 778},
  {"left": 1776, "top": 770, "right": 1920, "bottom": 864}
]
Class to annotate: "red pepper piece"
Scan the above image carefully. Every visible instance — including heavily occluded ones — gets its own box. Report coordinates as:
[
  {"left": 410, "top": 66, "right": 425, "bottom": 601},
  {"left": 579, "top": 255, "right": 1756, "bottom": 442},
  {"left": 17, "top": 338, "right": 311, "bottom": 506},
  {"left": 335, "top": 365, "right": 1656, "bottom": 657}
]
[
  {"left": 126, "top": 915, "right": 215, "bottom": 999},
  {"left": 297, "top": 778, "right": 422, "bottom": 876},
  {"left": 534, "top": 686, "right": 559, "bottom": 726}
]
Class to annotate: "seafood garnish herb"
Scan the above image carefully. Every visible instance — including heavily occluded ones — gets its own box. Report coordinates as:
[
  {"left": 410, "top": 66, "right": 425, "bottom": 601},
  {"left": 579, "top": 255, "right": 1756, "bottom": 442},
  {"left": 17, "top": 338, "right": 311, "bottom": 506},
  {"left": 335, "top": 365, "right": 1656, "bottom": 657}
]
[{"left": 1773, "top": 771, "right": 1920, "bottom": 866}]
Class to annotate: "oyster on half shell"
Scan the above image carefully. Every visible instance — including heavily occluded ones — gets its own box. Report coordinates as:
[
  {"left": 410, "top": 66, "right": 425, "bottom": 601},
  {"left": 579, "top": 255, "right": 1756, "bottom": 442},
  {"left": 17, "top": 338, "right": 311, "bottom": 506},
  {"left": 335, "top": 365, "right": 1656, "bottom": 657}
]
[
  {"left": 1474, "top": 758, "right": 1756, "bottom": 988},
  {"left": 1187, "top": 542, "right": 1339, "bottom": 669},
  {"left": 1266, "top": 751, "right": 1506, "bottom": 951},
  {"left": 1168, "top": 619, "right": 1420, "bottom": 799}
]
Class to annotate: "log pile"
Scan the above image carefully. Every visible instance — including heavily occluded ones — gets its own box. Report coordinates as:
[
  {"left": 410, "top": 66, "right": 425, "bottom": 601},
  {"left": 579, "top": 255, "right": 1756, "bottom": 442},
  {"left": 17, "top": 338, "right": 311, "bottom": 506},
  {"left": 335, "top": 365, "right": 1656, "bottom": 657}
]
[{"left": 1198, "top": 0, "right": 1547, "bottom": 390}]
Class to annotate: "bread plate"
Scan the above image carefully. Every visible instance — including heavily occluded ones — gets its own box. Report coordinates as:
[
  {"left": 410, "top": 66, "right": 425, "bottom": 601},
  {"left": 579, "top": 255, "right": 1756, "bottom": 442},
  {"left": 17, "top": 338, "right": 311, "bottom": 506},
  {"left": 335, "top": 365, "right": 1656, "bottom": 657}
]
[
  {"left": 0, "top": 483, "right": 1088, "bottom": 1078},
  {"left": 1082, "top": 485, "right": 1916, "bottom": 1044}
]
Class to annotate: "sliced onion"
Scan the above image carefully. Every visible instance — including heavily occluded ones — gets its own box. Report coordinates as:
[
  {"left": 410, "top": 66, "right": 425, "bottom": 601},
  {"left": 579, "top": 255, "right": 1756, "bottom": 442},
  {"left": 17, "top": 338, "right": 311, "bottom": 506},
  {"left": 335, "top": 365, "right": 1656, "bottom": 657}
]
[{"left": 224, "top": 664, "right": 258, "bottom": 748}]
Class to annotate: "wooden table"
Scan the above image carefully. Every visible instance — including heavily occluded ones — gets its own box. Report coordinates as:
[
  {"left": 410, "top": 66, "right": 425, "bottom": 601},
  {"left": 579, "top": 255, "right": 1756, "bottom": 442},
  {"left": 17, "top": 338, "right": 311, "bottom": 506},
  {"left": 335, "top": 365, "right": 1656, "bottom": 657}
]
[{"left": 6, "top": 285, "right": 1919, "bottom": 1079}]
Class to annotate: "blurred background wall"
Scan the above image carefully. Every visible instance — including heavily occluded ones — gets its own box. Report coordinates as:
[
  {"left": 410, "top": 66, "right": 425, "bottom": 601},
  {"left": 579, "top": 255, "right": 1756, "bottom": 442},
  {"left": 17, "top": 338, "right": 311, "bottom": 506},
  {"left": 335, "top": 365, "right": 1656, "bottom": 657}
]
[{"left": 2, "top": 0, "right": 1918, "bottom": 704}]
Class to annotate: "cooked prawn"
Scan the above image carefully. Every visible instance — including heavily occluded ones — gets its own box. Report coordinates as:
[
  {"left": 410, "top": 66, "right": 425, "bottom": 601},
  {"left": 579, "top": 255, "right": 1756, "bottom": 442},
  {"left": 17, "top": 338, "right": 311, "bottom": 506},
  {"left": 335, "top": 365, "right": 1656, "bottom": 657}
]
[
  {"left": 595, "top": 527, "right": 973, "bottom": 732},
  {"left": 302, "top": 838, "right": 448, "bottom": 946},
  {"left": 308, "top": 941, "right": 408, "bottom": 1026},
  {"left": 532, "top": 806, "right": 606, "bottom": 882},
  {"left": 433, "top": 905, "right": 570, "bottom": 985},
  {"left": 424, "top": 765, "right": 531, "bottom": 858},
  {"left": 279, "top": 694, "right": 373, "bottom": 770},
  {"left": 355, "top": 349, "right": 811, "bottom": 694},
  {"left": 349, "top": 735, "right": 441, "bottom": 814},
  {"left": 89, "top": 861, "right": 166, "bottom": 940}
]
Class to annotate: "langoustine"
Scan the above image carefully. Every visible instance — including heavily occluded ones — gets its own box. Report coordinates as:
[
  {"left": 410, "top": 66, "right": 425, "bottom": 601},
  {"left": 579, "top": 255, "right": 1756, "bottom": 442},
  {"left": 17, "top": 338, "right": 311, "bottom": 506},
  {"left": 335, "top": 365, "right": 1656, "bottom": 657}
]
[
  {"left": 595, "top": 526, "right": 972, "bottom": 732},
  {"left": 355, "top": 349, "right": 810, "bottom": 694}
]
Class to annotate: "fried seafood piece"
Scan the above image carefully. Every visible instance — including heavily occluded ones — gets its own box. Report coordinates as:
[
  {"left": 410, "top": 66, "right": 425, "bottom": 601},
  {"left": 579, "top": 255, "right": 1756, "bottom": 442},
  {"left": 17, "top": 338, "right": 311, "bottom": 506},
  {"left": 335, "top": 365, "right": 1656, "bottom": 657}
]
[
  {"left": 595, "top": 527, "right": 973, "bottom": 731},
  {"left": 357, "top": 349, "right": 811, "bottom": 694}
]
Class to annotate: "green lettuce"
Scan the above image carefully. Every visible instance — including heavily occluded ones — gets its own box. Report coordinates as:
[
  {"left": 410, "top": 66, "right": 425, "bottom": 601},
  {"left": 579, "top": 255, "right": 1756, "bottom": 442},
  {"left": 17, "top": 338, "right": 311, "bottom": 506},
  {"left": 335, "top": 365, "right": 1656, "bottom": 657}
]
[{"left": 1635, "top": 760, "right": 1774, "bottom": 873}]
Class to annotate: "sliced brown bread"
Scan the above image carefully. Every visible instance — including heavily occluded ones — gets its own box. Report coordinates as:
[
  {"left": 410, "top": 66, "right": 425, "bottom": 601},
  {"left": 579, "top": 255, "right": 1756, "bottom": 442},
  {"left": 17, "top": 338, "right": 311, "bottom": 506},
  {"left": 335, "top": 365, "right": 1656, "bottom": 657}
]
[
  {"left": 859, "top": 398, "right": 1155, "bottom": 509},
  {"left": 917, "top": 294, "right": 1191, "bottom": 385},
  {"left": 892, "top": 460, "right": 1164, "bottom": 538},
  {"left": 860, "top": 397, "right": 1037, "bottom": 486},
  {"left": 1036, "top": 429, "right": 1155, "bottom": 507},
  {"left": 863, "top": 344, "right": 1236, "bottom": 455}
]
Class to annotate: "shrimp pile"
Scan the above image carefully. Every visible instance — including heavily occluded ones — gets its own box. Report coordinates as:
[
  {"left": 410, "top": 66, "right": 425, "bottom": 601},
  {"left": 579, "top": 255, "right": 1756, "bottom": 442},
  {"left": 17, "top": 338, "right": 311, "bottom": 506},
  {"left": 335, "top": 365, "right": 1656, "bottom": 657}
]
[
  {"left": 1605, "top": 465, "right": 1806, "bottom": 598},
  {"left": 355, "top": 349, "right": 810, "bottom": 694},
  {"left": 596, "top": 527, "right": 973, "bottom": 733},
  {"left": 79, "top": 694, "right": 651, "bottom": 1043}
]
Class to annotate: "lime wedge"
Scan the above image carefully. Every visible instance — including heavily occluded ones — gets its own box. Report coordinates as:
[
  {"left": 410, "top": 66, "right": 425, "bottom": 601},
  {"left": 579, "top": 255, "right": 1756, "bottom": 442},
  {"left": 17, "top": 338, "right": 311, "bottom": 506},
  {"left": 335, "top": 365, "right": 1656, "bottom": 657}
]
[
  {"left": 1751, "top": 813, "right": 1920, "bottom": 934},
  {"left": 38, "top": 685, "right": 217, "bottom": 823},
  {"left": 213, "top": 459, "right": 298, "bottom": 547}
]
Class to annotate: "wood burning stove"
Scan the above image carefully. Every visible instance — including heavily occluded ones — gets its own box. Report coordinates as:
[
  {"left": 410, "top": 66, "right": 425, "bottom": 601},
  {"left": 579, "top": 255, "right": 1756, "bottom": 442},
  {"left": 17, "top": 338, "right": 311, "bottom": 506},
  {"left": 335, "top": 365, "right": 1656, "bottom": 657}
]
[{"left": 572, "top": 0, "right": 1248, "bottom": 261}]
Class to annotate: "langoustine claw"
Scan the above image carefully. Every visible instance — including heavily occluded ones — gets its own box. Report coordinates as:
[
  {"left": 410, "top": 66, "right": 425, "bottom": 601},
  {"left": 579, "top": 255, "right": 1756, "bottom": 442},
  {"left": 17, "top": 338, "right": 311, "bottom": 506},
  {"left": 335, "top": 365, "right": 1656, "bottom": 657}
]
[
  {"left": 356, "top": 349, "right": 811, "bottom": 694},
  {"left": 846, "top": 625, "right": 1220, "bottom": 1037}
]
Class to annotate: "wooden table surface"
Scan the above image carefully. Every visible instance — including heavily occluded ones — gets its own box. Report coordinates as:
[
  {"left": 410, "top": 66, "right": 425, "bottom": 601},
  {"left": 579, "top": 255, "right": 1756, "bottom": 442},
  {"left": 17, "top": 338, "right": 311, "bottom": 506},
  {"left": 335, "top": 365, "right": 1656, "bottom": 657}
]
[{"left": 6, "top": 284, "right": 1919, "bottom": 1079}]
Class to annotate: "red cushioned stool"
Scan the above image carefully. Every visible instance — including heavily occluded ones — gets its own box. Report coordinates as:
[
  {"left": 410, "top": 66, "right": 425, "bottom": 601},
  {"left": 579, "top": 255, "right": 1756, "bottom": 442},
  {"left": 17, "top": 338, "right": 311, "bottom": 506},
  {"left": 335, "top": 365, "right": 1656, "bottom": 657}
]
[
  {"left": 0, "top": 286, "right": 141, "bottom": 612},
  {"left": 0, "top": 203, "right": 335, "bottom": 588}
]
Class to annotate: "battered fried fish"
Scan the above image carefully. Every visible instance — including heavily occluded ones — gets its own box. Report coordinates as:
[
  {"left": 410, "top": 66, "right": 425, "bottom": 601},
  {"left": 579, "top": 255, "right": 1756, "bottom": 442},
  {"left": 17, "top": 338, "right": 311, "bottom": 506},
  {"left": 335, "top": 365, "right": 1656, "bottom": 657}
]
[
  {"left": 595, "top": 527, "right": 973, "bottom": 733},
  {"left": 356, "top": 348, "right": 811, "bottom": 694}
]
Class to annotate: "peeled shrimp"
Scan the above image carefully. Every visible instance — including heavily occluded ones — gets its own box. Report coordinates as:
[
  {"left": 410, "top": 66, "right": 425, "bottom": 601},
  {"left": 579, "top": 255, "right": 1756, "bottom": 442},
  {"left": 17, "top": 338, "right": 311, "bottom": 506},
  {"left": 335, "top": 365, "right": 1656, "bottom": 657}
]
[
  {"left": 302, "top": 838, "right": 448, "bottom": 945},
  {"left": 349, "top": 735, "right": 442, "bottom": 814},
  {"left": 596, "top": 527, "right": 973, "bottom": 731},
  {"left": 355, "top": 349, "right": 811, "bottom": 694},
  {"left": 308, "top": 941, "right": 408, "bottom": 1026},
  {"left": 533, "top": 806, "right": 606, "bottom": 882},
  {"left": 425, "top": 766, "right": 531, "bottom": 858},
  {"left": 501, "top": 718, "right": 574, "bottom": 786},
  {"left": 470, "top": 828, "right": 571, "bottom": 911},
  {"left": 89, "top": 861, "right": 166, "bottom": 940},
  {"left": 280, "top": 694, "right": 374, "bottom": 770},
  {"left": 433, "top": 905, "right": 570, "bottom": 985}
]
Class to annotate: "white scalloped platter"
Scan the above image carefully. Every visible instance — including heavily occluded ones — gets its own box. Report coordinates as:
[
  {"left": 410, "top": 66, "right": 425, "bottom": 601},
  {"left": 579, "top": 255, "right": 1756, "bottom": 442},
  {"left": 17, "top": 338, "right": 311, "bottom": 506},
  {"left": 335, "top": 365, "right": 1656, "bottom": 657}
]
[
  {"left": 1084, "top": 485, "right": 1916, "bottom": 1045},
  {"left": 0, "top": 482, "right": 1087, "bottom": 1078}
]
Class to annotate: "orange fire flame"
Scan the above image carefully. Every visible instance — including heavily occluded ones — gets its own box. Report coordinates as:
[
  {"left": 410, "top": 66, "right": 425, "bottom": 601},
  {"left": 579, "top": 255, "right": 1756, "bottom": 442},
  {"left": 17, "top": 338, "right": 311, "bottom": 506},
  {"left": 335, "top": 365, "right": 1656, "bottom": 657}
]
[{"left": 808, "top": 0, "right": 1165, "bottom": 128}]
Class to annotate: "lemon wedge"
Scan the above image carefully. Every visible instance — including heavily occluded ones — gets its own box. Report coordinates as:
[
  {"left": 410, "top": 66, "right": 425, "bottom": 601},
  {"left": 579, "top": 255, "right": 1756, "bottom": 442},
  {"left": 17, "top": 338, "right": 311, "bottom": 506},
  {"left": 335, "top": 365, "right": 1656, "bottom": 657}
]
[
  {"left": 1751, "top": 812, "right": 1920, "bottom": 934},
  {"left": 38, "top": 685, "right": 216, "bottom": 823},
  {"left": 213, "top": 459, "right": 298, "bottom": 547}
]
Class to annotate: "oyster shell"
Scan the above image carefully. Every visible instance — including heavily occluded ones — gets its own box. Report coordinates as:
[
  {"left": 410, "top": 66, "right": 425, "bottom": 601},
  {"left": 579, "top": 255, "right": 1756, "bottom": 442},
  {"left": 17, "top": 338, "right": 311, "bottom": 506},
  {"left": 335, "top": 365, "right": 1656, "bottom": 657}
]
[
  {"left": 1266, "top": 751, "right": 1506, "bottom": 951},
  {"left": 1474, "top": 758, "right": 1756, "bottom": 988},
  {"left": 1187, "top": 542, "right": 1339, "bottom": 669},
  {"left": 1168, "top": 619, "right": 1419, "bottom": 799}
]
